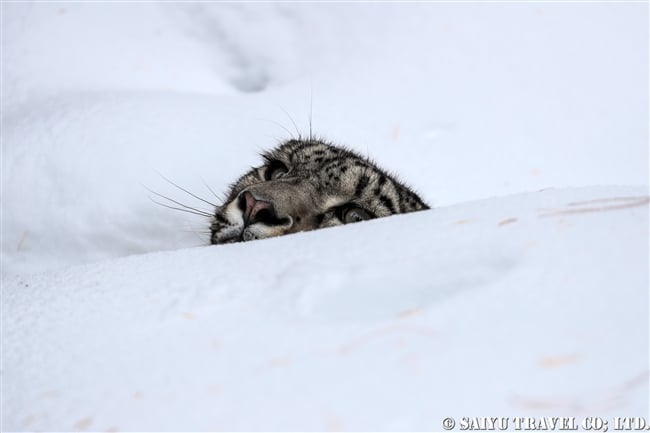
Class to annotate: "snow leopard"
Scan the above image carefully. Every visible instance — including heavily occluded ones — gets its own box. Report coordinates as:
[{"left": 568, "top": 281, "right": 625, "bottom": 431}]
[{"left": 210, "top": 138, "right": 429, "bottom": 244}]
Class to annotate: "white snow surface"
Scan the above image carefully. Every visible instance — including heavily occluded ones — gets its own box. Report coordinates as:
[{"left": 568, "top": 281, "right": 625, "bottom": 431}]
[
  {"left": 3, "top": 187, "right": 650, "bottom": 431},
  {"left": 2, "top": 2, "right": 649, "bottom": 431}
]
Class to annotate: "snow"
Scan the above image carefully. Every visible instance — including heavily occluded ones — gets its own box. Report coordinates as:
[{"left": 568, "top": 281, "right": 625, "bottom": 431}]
[
  {"left": 4, "top": 187, "right": 649, "bottom": 431},
  {"left": 2, "top": 2, "right": 648, "bottom": 431}
]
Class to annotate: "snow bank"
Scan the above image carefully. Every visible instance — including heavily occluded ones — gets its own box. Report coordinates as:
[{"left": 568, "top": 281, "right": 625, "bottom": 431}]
[
  {"left": 3, "top": 186, "right": 648, "bottom": 431},
  {"left": 2, "top": 2, "right": 649, "bottom": 431},
  {"left": 3, "top": 2, "right": 648, "bottom": 276}
]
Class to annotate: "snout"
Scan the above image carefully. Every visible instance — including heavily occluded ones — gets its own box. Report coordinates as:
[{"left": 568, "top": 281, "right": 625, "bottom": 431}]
[
  {"left": 238, "top": 191, "right": 290, "bottom": 227},
  {"left": 235, "top": 180, "right": 318, "bottom": 238}
]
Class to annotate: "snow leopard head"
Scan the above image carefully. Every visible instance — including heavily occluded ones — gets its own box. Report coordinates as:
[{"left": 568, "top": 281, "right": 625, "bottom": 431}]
[{"left": 210, "top": 139, "right": 429, "bottom": 244}]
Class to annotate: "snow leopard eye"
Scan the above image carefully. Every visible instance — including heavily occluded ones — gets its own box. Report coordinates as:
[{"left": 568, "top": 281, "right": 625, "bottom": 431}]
[
  {"left": 339, "top": 205, "right": 373, "bottom": 224},
  {"left": 265, "top": 161, "right": 289, "bottom": 180}
]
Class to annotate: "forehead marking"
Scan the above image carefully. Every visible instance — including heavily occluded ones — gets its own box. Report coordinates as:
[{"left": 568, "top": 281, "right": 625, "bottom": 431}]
[
  {"left": 354, "top": 175, "right": 370, "bottom": 197},
  {"left": 379, "top": 194, "right": 397, "bottom": 214}
]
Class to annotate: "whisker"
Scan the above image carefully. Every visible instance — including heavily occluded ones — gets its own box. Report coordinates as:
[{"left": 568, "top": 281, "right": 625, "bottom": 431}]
[
  {"left": 145, "top": 187, "right": 213, "bottom": 216},
  {"left": 200, "top": 177, "right": 223, "bottom": 203},
  {"left": 263, "top": 118, "right": 295, "bottom": 140},
  {"left": 184, "top": 222, "right": 213, "bottom": 231},
  {"left": 155, "top": 171, "right": 218, "bottom": 208},
  {"left": 149, "top": 197, "right": 213, "bottom": 218},
  {"left": 309, "top": 83, "right": 313, "bottom": 141},
  {"left": 182, "top": 228, "right": 211, "bottom": 235},
  {"left": 279, "top": 106, "right": 302, "bottom": 139}
]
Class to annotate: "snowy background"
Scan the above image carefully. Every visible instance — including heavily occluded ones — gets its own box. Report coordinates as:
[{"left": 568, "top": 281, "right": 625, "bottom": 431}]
[{"left": 2, "top": 2, "right": 648, "bottom": 431}]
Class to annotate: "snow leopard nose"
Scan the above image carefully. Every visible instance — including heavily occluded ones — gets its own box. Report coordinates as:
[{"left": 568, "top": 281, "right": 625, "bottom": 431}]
[{"left": 239, "top": 191, "right": 288, "bottom": 227}]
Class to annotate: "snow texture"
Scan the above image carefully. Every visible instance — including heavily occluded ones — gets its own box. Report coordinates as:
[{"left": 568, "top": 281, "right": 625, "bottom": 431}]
[{"left": 2, "top": 2, "right": 649, "bottom": 431}]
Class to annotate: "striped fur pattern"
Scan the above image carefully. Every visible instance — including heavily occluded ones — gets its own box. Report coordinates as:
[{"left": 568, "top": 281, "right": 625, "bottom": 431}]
[{"left": 210, "top": 138, "right": 429, "bottom": 244}]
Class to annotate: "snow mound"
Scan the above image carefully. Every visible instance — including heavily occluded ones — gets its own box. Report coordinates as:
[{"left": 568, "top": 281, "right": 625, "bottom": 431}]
[
  {"left": 3, "top": 3, "right": 648, "bottom": 431},
  {"left": 3, "top": 186, "right": 648, "bottom": 431},
  {"left": 4, "top": 2, "right": 648, "bottom": 277}
]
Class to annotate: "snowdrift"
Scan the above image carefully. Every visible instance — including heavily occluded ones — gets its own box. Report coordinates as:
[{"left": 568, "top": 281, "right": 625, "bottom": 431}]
[
  {"left": 3, "top": 2, "right": 648, "bottom": 431},
  {"left": 4, "top": 186, "right": 648, "bottom": 431}
]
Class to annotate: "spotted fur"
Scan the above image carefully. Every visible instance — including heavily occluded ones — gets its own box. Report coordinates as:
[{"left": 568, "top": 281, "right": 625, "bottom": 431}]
[{"left": 210, "top": 138, "right": 429, "bottom": 244}]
